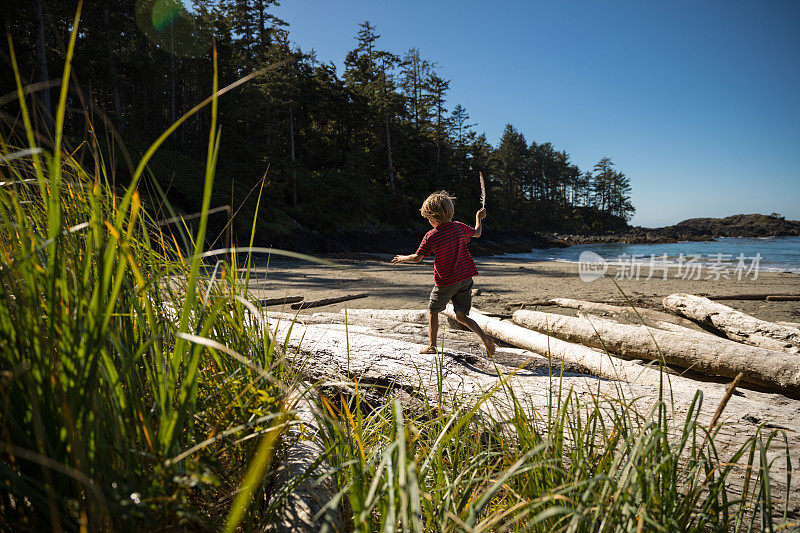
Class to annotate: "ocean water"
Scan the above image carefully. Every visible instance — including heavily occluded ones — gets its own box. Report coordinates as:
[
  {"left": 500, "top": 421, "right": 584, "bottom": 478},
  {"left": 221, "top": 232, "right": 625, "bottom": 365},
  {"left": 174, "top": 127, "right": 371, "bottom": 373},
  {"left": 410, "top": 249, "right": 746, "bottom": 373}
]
[{"left": 504, "top": 236, "right": 800, "bottom": 273}]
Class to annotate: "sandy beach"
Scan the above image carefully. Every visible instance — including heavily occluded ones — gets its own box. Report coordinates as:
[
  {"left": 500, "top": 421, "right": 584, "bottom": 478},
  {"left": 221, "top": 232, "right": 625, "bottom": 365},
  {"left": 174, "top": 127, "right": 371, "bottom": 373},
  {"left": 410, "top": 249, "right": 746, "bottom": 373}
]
[{"left": 248, "top": 254, "right": 800, "bottom": 323}]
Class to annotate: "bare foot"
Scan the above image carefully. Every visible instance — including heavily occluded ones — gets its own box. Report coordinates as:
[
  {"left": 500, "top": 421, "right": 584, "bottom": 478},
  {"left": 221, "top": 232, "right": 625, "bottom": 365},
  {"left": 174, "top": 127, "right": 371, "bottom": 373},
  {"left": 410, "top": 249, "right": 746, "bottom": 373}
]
[
  {"left": 420, "top": 345, "right": 437, "bottom": 354},
  {"left": 483, "top": 336, "right": 496, "bottom": 357}
]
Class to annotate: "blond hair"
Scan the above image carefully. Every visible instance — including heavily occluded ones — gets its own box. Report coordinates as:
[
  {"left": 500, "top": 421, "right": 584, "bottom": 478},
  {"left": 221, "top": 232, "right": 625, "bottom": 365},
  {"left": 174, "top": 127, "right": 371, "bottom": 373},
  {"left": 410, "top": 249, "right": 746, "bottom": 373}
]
[{"left": 420, "top": 190, "right": 456, "bottom": 224}]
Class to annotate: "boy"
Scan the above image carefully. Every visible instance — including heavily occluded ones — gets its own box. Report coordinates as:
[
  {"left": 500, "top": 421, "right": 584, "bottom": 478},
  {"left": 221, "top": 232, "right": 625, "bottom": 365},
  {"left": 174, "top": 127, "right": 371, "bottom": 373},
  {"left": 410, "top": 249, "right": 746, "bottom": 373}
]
[{"left": 392, "top": 191, "right": 495, "bottom": 356}]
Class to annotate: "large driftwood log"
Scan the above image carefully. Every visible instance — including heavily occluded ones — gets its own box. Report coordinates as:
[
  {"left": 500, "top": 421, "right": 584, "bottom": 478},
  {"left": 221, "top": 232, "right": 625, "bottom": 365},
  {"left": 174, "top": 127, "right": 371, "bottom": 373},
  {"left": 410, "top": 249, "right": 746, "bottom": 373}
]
[
  {"left": 268, "top": 315, "right": 800, "bottom": 519},
  {"left": 440, "top": 307, "right": 676, "bottom": 389},
  {"left": 548, "top": 297, "right": 700, "bottom": 330},
  {"left": 269, "top": 386, "right": 342, "bottom": 532},
  {"left": 511, "top": 309, "right": 800, "bottom": 394},
  {"left": 341, "top": 309, "right": 429, "bottom": 323},
  {"left": 663, "top": 293, "right": 800, "bottom": 354}
]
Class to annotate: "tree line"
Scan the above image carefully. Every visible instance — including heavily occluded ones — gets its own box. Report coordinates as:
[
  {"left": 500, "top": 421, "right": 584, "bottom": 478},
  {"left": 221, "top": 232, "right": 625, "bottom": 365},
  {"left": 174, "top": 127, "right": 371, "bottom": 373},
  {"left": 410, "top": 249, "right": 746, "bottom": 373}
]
[{"left": 3, "top": 1, "right": 635, "bottom": 244}]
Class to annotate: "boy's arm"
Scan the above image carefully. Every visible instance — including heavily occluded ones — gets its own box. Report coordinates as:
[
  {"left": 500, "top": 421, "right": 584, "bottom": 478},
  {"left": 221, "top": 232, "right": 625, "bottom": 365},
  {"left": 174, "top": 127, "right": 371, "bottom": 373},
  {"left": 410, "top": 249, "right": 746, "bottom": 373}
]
[
  {"left": 395, "top": 234, "right": 430, "bottom": 263},
  {"left": 473, "top": 207, "right": 487, "bottom": 238},
  {"left": 391, "top": 253, "right": 423, "bottom": 263}
]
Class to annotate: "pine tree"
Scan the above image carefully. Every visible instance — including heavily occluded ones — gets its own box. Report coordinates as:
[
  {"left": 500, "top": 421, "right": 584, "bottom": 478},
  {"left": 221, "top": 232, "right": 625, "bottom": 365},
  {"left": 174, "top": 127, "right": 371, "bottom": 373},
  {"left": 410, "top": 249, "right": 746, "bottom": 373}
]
[
  {"left": 448, "top": 104, "right": 476, "bottom": 185},
  {"left": 427, "top": 71, "right": 450, "bottom": 182},
  {"left": 494, "top": 124, "right": 528, "bottom": 214},
  {"left": 344, "top": 21, "right": 401, "bottom": 194},
  {"left": 592, "top": 157, "right": 615, "bottom": 212}
]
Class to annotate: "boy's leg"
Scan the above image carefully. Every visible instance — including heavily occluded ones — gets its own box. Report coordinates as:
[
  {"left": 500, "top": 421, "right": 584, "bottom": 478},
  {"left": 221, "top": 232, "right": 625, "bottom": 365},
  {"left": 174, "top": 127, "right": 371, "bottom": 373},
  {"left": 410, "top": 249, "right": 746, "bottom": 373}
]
[
  {"left": 424, "top": 283, "right": 451, "bottom": 354},
  {"left": 454, "top": 310, "right": 495, "bottom": 356},
  {"left": 450, "top": 279, "right": 494, "bottom": 355},
  {"left": 420, "top": 311, "right": 438, "bottom": 354}
]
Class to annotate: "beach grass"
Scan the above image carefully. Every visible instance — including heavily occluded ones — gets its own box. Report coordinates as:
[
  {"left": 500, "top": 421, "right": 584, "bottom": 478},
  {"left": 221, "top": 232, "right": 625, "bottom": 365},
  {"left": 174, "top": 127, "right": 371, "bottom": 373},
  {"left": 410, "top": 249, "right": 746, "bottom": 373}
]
[
  {"left": 0, "top": 8, "right": 794, "bottom": 531},
  {"left": 0, "top": 14, "right": 296, "bottom": 530},
  {"left": 315, "top": 358, "right": 788, "bottom": 532}
]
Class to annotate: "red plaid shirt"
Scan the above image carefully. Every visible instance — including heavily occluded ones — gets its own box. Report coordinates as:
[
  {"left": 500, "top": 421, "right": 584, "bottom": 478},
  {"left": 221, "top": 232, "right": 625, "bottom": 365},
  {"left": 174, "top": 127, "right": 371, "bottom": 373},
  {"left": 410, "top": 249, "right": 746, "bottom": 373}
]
[{"left": 416, "top": 221, "right": 479, "bottom": 286}]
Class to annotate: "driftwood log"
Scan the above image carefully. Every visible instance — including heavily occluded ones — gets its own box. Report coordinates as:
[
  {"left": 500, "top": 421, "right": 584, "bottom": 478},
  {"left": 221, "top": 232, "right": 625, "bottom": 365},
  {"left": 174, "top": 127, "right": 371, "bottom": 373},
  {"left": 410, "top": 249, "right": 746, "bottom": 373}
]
[
  {"left": 766, "top": 295, "right": 800, "bottom": 302},
  {"left": 269, "top": 386, "right": 342, "bottom": 532},
  {"left": 663, "top": 293, "right": 800, "bottom": 354},
  {"left": 708, "top": 293, "right": 800, "bottom": 301},
  {"left": 511, "top": 309, "right": 800, "bottom": 394},
  {"left": 258, "top": 296, "right": 305, "bottom": 307},
  {"left": 440, "top": 307, "right": 681, "bottom": 389},
  {"left": 267, "top": 312, "right": 800, "bottom": 519},
  {"left": 291, "top": 293, "right": 368, "bottom": 310},
  {"left": 548, "top": 297, "right": 700, "bottom": 330}
]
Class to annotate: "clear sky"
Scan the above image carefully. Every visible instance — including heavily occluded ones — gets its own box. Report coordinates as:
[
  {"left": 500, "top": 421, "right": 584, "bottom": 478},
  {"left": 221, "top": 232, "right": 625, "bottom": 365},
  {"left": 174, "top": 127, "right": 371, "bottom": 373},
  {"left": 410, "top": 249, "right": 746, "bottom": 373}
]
[{"left": 272, "top": 0, "right": 800, "bottom": 227}]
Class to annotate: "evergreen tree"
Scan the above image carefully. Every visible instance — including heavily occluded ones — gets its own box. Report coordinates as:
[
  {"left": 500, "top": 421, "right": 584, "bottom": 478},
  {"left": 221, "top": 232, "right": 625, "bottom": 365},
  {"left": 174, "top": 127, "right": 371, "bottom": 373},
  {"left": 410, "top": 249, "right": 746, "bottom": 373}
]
[{"left": 494, "top": 124, "right": 528, "bottom": 214}]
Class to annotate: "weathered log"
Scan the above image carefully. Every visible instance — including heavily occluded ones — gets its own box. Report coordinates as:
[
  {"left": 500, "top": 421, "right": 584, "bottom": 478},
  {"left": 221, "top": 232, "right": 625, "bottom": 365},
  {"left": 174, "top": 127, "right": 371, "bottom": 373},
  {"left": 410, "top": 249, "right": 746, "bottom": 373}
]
[
  {"left": 441, "top": 306, "right": 688, "bottom": 389},
  {"left": 340, "top": 306, "right": 694, "bottom": 385},
  {"left": 258, "top": 296, "right": 305, "bottom": 307},
  {"left": 269, "top": 316, "right": 800, "bottom": 518},
  {"left": 663, "top": 293, "right": 800, "bottom": 354},
  {"left": 341, "top": 308, "right": 469, "bottom": 331},
  {"left": 708, "top": 293, "right": 800, "bottom": 301},
  {"left": 778, "top": 321, "right": 800, "bottom": 329},
  {"left": 291, "top": 293, "right": 368, "bottom": 310},
  {"left": 766, "top": 295, "right": 800, "bottom": 302},
  {"left": 512, "top": 309, "right": 800, "bottom": 393},
  {"left": 340, "top": 309, "right": 429, "bottom": 323},
  {"left": 548, "top": 297, "right": 700, "bottom": 330},
  {"left": 504, "top": 299, "right": 556, "bottom": 310},
  {"left": 269, "top": 386, "right": 342, "bottom": 532}
]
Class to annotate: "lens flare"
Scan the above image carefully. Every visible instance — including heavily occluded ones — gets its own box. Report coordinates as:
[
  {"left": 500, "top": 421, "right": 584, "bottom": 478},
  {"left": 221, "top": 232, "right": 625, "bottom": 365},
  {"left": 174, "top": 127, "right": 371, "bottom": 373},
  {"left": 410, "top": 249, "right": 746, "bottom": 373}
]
[
  {"left": 135, "top": 0, "right": 211, "bottom": 58},
  {"left": 151, "top": 0, "right": 182, "bottom": 32}
]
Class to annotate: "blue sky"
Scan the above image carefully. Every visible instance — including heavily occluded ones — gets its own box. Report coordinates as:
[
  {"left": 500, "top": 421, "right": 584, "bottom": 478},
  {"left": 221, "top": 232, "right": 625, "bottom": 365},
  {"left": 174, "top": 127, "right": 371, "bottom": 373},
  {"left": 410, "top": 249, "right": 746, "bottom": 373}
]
[{"left": 271, "top": 0, "right": 800, "bottom": 227}]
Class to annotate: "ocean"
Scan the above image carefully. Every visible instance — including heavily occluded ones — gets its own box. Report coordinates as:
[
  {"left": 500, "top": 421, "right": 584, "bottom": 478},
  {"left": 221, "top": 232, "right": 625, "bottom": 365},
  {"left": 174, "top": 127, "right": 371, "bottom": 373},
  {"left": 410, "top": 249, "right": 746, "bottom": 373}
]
[{"left": 504, "top": 236, "right": 800, "bottom": 273}]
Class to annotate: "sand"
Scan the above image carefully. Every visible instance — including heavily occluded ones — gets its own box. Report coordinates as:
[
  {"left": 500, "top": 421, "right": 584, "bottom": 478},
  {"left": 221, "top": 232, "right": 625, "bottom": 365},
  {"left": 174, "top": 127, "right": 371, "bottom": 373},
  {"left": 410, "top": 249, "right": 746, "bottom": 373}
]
[{"left": 246, "top": 253, "right": 800, "bottom": 324}]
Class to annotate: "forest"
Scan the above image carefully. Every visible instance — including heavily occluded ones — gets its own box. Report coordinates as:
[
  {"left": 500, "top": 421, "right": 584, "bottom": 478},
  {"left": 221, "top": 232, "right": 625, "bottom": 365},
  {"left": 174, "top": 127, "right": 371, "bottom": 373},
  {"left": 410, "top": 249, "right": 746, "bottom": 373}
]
[{"left": 4, "top": 0, "right": 635, "bottom": 248}]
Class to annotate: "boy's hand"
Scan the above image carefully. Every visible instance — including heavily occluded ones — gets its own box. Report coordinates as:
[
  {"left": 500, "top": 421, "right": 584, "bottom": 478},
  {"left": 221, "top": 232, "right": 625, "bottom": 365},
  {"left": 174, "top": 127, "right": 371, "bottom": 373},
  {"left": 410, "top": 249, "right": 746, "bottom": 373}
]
[
  {"left": 392, "top": 253, "right": 422, "bottom": 263},
  {"left": 476, "top": 208, "right": 487, "bottom": 220}
]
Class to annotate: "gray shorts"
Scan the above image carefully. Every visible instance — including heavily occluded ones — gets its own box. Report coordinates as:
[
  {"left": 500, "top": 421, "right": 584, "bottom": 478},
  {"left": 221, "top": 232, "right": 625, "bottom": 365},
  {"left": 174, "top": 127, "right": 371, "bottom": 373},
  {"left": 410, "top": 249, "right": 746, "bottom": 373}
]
[{"left": 428, "top": 278, "right": 473, "bottom": 315}]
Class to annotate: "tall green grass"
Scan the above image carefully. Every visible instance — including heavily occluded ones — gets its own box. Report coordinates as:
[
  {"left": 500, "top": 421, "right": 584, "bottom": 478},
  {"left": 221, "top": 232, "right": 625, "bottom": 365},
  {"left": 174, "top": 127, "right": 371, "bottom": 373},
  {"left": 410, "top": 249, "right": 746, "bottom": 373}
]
[
  {"left": 0, "top": 9, "right": 296, "bottom": 530},
  {"left": 314, "top": 344, "right": 793, "bottom": 531}
]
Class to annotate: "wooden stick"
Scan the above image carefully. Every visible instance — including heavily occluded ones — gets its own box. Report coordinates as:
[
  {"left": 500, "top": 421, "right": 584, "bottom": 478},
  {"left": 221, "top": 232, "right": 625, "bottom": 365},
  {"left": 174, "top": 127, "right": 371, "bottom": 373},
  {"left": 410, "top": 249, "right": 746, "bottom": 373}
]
[
  {"left": 765, "top": 295, "right": 800, "bottom": 302},
  {"left": 708, "top": 372, "right": 744, "bottom": 429},
  {"left": 257, "top": 296, "right": 304, "bottom": 307},
  {"left": 291, "top": 293, "right": 368, "bottom": 310},
  {"left": 708, "top": 293, "right": 800, "bottom": 301},
  {"left": 701, "top": 372, "right": 745, "bottom": 453},
  {"left": 479, "top": 171, "right": 486, "bottom": 208}
]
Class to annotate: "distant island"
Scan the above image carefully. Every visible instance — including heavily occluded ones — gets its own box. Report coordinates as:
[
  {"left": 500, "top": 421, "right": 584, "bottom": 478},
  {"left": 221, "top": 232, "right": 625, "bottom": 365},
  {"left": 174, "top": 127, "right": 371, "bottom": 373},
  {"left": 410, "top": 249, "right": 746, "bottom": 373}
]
[{"left": 553, "top": 214, "right": 800, "bottom": 246}]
